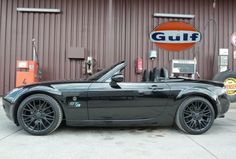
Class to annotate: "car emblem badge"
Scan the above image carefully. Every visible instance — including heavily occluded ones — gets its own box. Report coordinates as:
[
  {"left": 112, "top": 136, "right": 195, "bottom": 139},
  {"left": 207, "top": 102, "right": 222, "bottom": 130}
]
[
  {"left": 75, "top": 102, "right": 81, "bottom": 107},
  {"left": 72, "top": 96, "right": 77, "bottom": 101},
  {"left": 69, "top": 101, "right": 81, "bottom": 108}
]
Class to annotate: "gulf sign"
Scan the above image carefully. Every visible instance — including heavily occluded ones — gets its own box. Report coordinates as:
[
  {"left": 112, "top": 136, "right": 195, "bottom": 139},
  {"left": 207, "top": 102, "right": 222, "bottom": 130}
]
[{"left": 150, "top": 21, "right": 201, "bottom": 51}]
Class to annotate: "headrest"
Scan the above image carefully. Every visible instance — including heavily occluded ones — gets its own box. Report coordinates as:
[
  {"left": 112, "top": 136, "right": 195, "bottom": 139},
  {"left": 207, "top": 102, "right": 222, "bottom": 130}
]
[
  {"left": 142, "top": 69, "right": 149, "bottom": 82},
  {"left": 160, "top": 67, "right": 169, "bottom": 79},
  {"left": 153, "top": 67, "right": 161, "bottom": 82},
  {"left": 149, "top": 70, "right": 154, "bottom": 81}
]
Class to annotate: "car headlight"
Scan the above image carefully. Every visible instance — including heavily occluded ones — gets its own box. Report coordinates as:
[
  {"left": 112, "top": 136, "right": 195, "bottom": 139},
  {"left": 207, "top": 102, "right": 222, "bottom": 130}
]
[{"left": 4, "top": 87, "right": 25, "bottom": 103}]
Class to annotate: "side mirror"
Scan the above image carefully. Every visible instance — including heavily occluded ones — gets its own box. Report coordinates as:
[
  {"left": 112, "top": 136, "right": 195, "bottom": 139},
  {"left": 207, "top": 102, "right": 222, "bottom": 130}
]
[
  {"left": 111, "top": 74, "right": 124, "bottom": 82},
  {"left": 110, "top": 74, "right": 124, "bottom": 88}
]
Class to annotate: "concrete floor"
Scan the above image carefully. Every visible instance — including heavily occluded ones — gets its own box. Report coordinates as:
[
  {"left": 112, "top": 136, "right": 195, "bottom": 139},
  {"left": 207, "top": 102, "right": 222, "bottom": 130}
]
[{"left": 0, "top": 98, "right": 236, "bottom": 159}]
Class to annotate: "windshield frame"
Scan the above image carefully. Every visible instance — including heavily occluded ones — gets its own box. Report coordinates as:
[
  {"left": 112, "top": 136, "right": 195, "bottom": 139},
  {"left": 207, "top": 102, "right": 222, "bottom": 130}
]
[
  {"left": 87, "top": 61, "right": 126, "bottom": 82},
  {"left": 87, "top": 66, "right": 113, "bottom": 81}
]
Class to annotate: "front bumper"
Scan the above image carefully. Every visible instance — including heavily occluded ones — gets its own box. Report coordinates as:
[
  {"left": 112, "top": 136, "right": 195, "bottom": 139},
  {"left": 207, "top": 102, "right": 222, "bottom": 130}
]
[
  {"left": 2, "top": 87, "right": 26, "bottom": 124},
  {"left": 2, "top": 98, "right": 15, "bottom": 122}
]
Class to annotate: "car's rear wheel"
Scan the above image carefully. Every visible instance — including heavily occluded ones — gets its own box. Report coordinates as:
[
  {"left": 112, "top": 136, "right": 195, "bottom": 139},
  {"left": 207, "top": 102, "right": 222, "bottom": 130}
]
[
  {"left": 175, "top": 97, "right": 215, "bottom": 134},
  {"left": 17, "top": 94, "right": 62, "bottom": 135}
]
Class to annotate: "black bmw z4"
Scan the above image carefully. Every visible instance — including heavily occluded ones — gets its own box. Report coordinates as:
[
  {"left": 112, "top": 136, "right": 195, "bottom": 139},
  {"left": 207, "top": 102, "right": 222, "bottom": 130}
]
[{"left": 2, "top": 61, "right": 230, "bottom": 135}]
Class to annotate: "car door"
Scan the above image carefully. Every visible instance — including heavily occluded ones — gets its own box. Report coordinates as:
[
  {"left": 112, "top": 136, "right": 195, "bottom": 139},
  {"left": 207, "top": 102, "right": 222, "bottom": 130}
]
[{"left": 87, "top": 81, "right": 170, "bottom": 120}]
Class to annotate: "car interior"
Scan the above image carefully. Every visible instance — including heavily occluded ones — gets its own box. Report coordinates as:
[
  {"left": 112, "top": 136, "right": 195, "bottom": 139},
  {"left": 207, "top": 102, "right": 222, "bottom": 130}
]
[{"left": 142, "top": 67, "right": 169, "bottom": 82}]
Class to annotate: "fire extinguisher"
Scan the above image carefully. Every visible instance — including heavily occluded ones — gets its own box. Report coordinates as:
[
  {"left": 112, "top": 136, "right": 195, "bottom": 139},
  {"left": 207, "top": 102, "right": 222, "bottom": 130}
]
[{"left": 135, "top": 58, "right": 143, "bottom": 74}]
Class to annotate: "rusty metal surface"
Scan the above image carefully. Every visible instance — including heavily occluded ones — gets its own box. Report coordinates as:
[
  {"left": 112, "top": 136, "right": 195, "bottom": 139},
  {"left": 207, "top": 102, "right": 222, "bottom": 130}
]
[{"left": 0, "top": 0, "right": 236, "bottom": 95}]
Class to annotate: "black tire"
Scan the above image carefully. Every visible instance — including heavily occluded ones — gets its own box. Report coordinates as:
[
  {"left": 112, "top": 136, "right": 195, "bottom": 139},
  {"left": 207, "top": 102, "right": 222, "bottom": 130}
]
[
  {"left": 212, "top": 70, "right": 231, "bottom": 81},
  {"left": 17, "top": 94, "right": 63, "bottom": 135},
  {"left": 213, "top": 71, "right": 236, "bottom": 103},
  {"left": 175, "top": 97, "right": 215, "bottom": 135}
]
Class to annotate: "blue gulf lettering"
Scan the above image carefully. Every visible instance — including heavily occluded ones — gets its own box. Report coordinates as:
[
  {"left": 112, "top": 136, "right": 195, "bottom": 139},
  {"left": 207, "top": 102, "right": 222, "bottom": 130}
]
[
  {"left": 183, "top": 33, "right": 188, "bottom": 41},
  {"left": 190, "top": 33, "right": 199, "bottom": 41},
  {"left": 152, "top": 32, "right": 165, "bottom": 41},
  {"left": 169, "top": 36, "right": 180, "bottom": 41}
]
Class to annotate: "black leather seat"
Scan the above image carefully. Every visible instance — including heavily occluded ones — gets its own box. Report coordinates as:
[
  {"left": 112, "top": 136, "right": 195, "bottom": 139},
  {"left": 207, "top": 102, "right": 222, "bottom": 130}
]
[
  {"left": 160, "top": 67, "right": 169, "bottom": 79},
  {"left": 142, "top": 67, "right": 169, "bottom": 82},
  {"left": 153, "top": 67, "right": 161, "bottom": 82},
  {"left": 142, "top": 69, "right": 149, "bottom": 82},
  {"left": 149, "top": 70, "right": 154, "bottom": 82}
]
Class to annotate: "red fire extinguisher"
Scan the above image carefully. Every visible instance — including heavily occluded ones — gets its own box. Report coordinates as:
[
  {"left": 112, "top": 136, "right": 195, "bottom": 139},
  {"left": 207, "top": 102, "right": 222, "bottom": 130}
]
[{"left": 135, "top": 58, "right": 143, "bottom": 74}]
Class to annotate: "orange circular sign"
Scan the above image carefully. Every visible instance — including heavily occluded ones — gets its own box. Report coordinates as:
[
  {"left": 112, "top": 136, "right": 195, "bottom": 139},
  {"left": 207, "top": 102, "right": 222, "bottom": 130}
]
[
  {"left": 150, "top": 21, "right": 201, "bottom": 51},
  {"left": 224, "top": 78, "right": 236, "bottom": 95}
]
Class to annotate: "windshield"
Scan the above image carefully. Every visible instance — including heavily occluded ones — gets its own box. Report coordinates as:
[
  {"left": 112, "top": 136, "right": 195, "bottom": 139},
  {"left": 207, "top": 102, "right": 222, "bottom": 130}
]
[
  {"left": 87, "top": 61, "right": 124, "bottom": 81},
  {"left": 87, "top": 67, "right": 111, "bottom": 81}
]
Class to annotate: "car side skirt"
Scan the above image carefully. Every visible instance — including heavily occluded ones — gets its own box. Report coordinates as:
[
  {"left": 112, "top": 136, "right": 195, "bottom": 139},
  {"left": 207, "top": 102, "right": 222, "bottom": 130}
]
[{"left": 65, "top": 118, "right": 174, "bottom": 127}]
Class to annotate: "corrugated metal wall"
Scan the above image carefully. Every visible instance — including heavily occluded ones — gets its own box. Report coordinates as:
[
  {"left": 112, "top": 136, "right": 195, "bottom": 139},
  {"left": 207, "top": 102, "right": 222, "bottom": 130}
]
[
  {"left": 111, "top": 0, "right": 236, "bottom": 82},
  {"left": 0, "top": 0, "right": 236, "bottom": 95}
]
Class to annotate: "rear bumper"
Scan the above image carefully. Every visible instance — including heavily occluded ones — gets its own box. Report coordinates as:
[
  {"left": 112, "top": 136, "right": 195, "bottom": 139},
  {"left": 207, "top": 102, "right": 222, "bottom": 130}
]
[
  {"left": 217, "top": 94, "right": 230, "bottom": 117},
  {"left": 2, "top": 98, "right": 15, "bottom": 122}
]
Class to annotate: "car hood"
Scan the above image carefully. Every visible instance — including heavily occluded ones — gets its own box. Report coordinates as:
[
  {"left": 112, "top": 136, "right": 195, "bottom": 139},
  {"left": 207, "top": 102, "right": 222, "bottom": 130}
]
[{"left": 19, "top": 80, "right": 91, "bottom": 88}]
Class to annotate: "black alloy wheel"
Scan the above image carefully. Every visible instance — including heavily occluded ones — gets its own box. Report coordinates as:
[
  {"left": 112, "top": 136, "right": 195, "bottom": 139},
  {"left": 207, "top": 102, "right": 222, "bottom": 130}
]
[
  {"left": 17, "top": 94, "right": 62, "bottom": 135},
  {"left": 175, "top": 97, "right": 215, "bottom": 134},
  {"left": 21, "top": 98, "right": 55, "bottom": 131}
]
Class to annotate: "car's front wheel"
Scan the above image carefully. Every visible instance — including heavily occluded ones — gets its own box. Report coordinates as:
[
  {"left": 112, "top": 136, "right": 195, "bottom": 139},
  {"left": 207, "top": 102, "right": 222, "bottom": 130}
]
[
  {"left": 175, "top": 97, "right": 215, "bottom": 134},
  {"left": 17, "top": 94, "right": 63, "bottom": 135}
]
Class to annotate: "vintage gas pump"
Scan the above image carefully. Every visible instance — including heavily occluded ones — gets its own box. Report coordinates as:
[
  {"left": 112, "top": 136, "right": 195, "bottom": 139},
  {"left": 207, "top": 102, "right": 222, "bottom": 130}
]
[
  {"left": 16, "top": 60, "right": 39, "bottom": 87},
  {"left": 218, "top": 48, "right": 229, "bottom": 72},
  {"left": 16, "top": 39, "right": 41, "bottom": 87}
]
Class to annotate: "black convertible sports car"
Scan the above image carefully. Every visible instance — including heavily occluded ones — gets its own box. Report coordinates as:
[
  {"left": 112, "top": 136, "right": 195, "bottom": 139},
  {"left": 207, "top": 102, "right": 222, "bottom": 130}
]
[{"left": 3, "top": 61, "right": 230, "bottom": 135}]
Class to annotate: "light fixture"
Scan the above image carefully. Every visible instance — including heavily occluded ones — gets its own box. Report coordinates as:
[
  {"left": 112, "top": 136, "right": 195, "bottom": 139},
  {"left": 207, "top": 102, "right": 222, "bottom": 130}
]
[
  {"left": 213, "top": 0, "right": 216, "bottom": 8},
  {"left": 153, "top": 13, "right": 195, "bottom": 19},
  {"left": 16, "top": 8, "right": 61, "bottom": 13},
  {"left": 149, "top": 50, "right": 157, "bottom": 60}
]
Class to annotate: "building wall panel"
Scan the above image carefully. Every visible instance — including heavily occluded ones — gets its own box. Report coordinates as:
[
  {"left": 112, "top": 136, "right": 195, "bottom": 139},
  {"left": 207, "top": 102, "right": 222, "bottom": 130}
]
[{"left": 112, "top": 0, "right": 236, "bottom": 82}]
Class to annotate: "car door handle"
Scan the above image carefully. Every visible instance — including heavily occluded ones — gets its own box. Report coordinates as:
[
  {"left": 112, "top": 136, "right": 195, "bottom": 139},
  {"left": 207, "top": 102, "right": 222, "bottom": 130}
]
[{"left": 148, "top": 85, "right": 164, "bottom": 90}]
